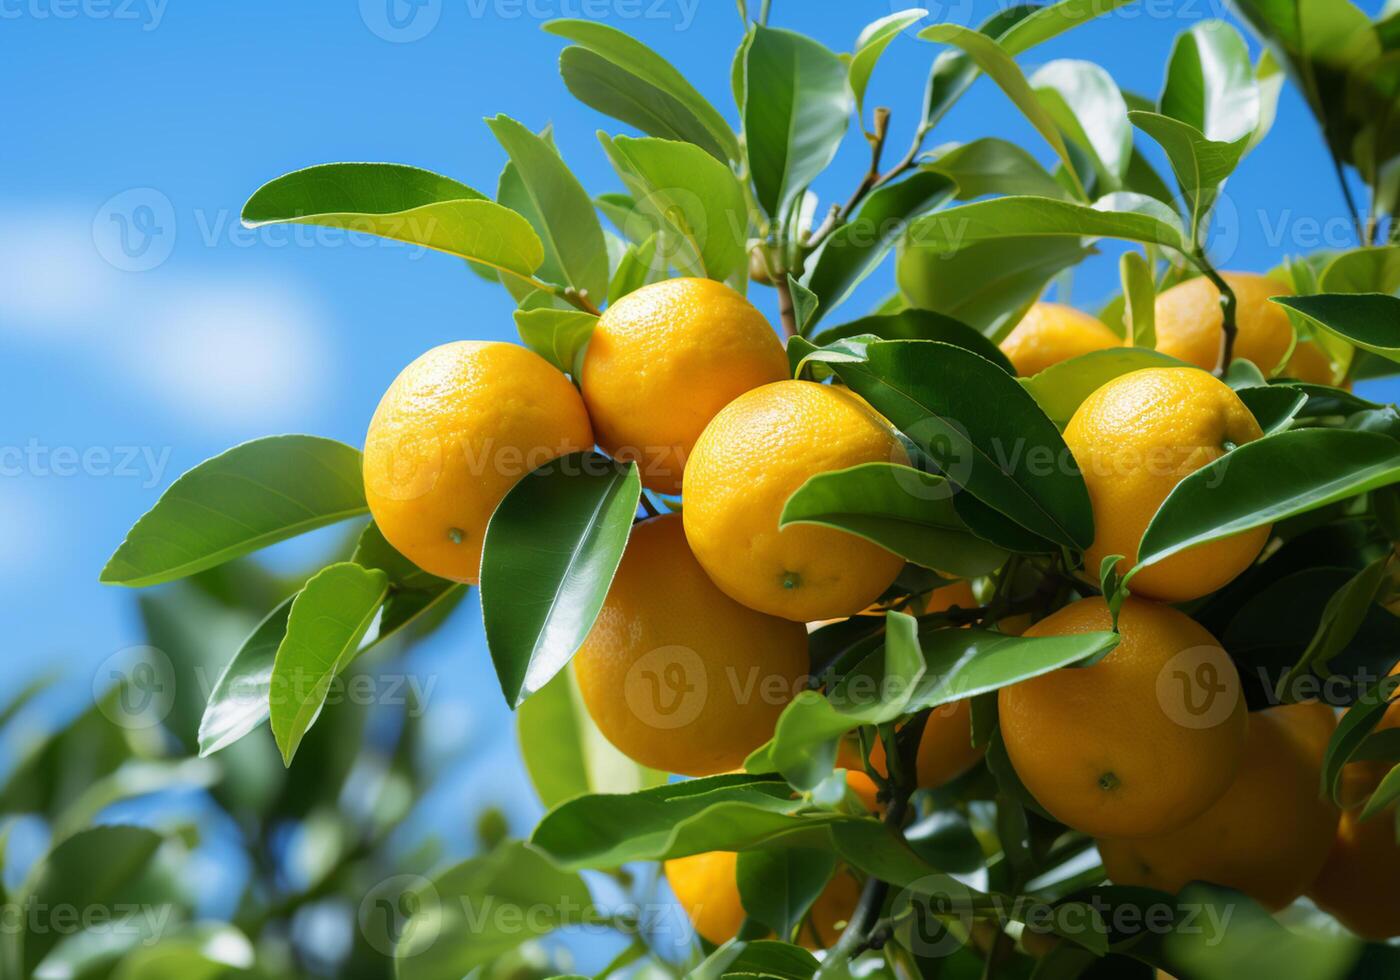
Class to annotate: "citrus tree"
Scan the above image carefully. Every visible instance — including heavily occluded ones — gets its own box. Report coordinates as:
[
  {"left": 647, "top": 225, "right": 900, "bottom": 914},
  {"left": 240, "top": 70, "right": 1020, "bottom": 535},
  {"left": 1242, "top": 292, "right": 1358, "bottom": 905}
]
[{"left": 64, "top": 0, "right": 1400, "bottom": 977}]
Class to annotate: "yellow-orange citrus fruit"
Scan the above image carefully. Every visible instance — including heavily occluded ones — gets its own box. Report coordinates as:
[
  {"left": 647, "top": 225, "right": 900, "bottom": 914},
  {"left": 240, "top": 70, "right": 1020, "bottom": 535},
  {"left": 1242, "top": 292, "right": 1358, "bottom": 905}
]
[
  {"left": 998, "top": 302, "right": 1121, "bottom": 377},
  {"left": 1283, "top": 340, "right": 1336, "bottom": 385},
  {"left": 363, "top": 341, "right": 593, "bottom": 583},
  {"left": 1065, "top": 367, "right": 1270, "bottom": 602},
  {"left": 572, "top": 513, "right": 808, "bottom": 777},
  {"left": 683, "top": 380, "right": 908, "bottom": 622},
  {"left": 1098, "top": 701, "right": 1338, "bottom": 910},
  {"left": 998, "top": 597, "right": 1248, "bottom": 839},
  {"left": 580, "top": 278, "right": 789, "bottom": 493},
  {"left": 664, "top": 851, "right": 861, "bottom": 948},
  {"left": 841, "top": 698, "right": 984, "bottom": 812},
  {"left": 1154, "top": 272, "right": 1294, "bottom": 374},
  {"left": 1310, "top": 803, "right": 1400, "bottom": 939}
]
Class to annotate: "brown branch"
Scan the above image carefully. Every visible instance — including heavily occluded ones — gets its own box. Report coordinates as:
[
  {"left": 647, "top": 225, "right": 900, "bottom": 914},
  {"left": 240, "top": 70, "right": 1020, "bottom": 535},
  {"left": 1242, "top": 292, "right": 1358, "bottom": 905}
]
[
  {"left": 807, "top": 108, "right": 893, "bottom": 251},
  {"left": 775, "top": 273, "right": 799, "bottom": 338}
]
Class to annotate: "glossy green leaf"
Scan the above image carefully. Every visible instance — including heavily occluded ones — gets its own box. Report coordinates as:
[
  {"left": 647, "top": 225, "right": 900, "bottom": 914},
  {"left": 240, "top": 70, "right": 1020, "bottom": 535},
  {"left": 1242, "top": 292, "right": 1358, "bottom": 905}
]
[
  {"left": 811, "top": 308, "right": 1014, "bottom": 373},
  {"left": 481, "top": 453, "right": 641, "bottom": 708},
  {"left": 997, "top": 0, "right": 1136, "bottom": 56},
  {"left": 750, "top": 613, "right": 1117, "bottom": 789},
  {"left": 897, "top": 235, "right": 1094, "bottom": 338},
  {"left": 1119, "top": 250, "right": 1157, "bottom": 347},
  {"left": 780, "top": 462, "right": 1009, "bottom": 577},
  {"left": 849, "top": 9, "right": 927, "bottom": 118},
  {"left": 269, "top": 562, "right": 389, "bottom": 764},
  {"left": 351, "top": 520, "right": 463, "bottom": 646},
  {"left": 198, "top": 598, "right": 292, "bottom": 757},
  {"left": 1021, "top": 348, "right": 1186, "bottom": 429},
  {"left": 801, "top": 170, "right": 953, "bottom": 329},
  {"left": 918, "top": 5, "right": 1041, "bottom": 135},
  {"left": 101, "top": 435, "right": 367, "bottom": 588},
  {"left": 530, "top": 774, "right": 842, "bottom": 870},
  {"left": 1237, "top": 384, "right": 1308, "bottom": 434},
  {"left": 1161, "top": 21, "right": 1260, "bottom": 144},
  {"left": 487, "top": 115, "right": 609, "bottom": 303},
  {"left": 396, "top": 841, "right": 593, "bottom": 980},
  {"left": 744, "top": 26, "right": 854, "bottom": 218},
  {"left": 1274, "top": 293, "right": 1400, "bottom": 363},
  {"left": 923, "top": 138, "right": 1069, "bottom": 201},
  {"left": 545, "top": 19, "right": 740, "bottom": 162},
  {"left": 599, "top": 134, "right": 749, "bottom": 283},
  {"left": 1031, "top": 59, "right": 1133, "bottom": 188},
  {"left": 1320, "top": 245, "right": 1400, "bottom": 294},
  {"left": 1276, "top": 554, "right": 1391, "bottom": 702},
  {"left": 832, "top": 341, "right": 1094, "bottom": 549},
  {"left": 736, "top": 848, "right": 836, "bottom": 940},
  {"left": 242, "top": 163, "right": 544, "bottom": 281},
  {"left": 1129, "top": 110, "right": 1246, "bottom": 238},
  {"left": 516, "top": 667, "right": 664, "bottom": 809},
  {"left": 1136, "top": 429, "right": 1400, "bottom": 574},
  {"left": 788, "top": 275, "right": 819, "bottom": 335},
  {"left": 919, "top": 24, "right": 1085, "bottom": 198},
  {"left": 513, "top": 308, "right": 598, "bottom": 376},
  {"left": 17, "top": 825, "right": 164, "bottom": 975}
]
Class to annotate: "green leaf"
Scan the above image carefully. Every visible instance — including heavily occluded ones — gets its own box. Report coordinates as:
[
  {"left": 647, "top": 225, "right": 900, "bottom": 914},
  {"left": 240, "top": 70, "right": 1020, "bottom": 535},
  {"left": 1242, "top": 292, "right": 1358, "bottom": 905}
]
[
  {"left": 801, "top": 171, "right": 954, "bottom": 329},
  {"left": 897, "top": 235, "right": 1095, "bottom": 338},
  {"left": 109, "top": 926, "right": 255, "bottom": 980},
  {"left": 513, "top": 308, "right": 598, "bottom": 376},
  {"left": 1031, "top": 59, "right": 1133, "bottom": 188},
  {"left": 831, "top": 341, "right": 1094, "bottom": 549},
  {"left": 787, "top": 275, "right": 819, "bottom": 335},
  {"left": 486, "top": 115, "right": 609, "bottom": 303},
  {"left": 919, "top": 24, "right": 1086, "bottom": 199},
  {"left": 480, "top": 453, "right": 641, "bottom": 708},
  {"left": 17, "top": 825, "right": 164, "bottom": 975},
  {"left": 242, "top": 163, "right": 544, "bottom": 282},
  {"left": 918, "top": 5, "right": 1041, "bottom": 134},
  {"left": 530, "top": 774, "right": 842, "bottom": 870},
  {"left": 516, "top": 667, "right": 665, "bottom": 809},
  {"left": 902, "top": 193, "right": 1185, "bottom": 257},
  {"left": 1135, "top": 429, "right": 1400, "bottom": 574},
  {"left": 750, "top": 613, "right": 1117, "bottom": 789},
  {"left": 1237, "top": 384, "right": 1308, "bottom": 434},
  {"left": 1274, "top": 293, "right": 1400, "bottom": 364},
  {"left": 268, "top": 562, "right": 389, "bottom": 765},
  {"left": 721, "top": 942, "right": 820, "bottom": 980},
  {"left": 1021, "top": 348, "right": 1186, "bottom": 429},
  {"left": 1320, "top": 245, "right": 1400, "bottom": 294},
  {"left": 352, "top": 521, "right": 463, "bottom": 645},
  {"left": 396, "top": 841, "right": 593, "bottom": 980},
  {"left": 53, "top": 757, "right": 219, "bottom": 840},
  {"left": 545, "top": 19, "right": 741, "bottom": 163},
  {"left": 1361, "top": 761, "right": 1400, "bottom": 820},
  {"left": 1161, "top": 21, "right": 1261, "bottom": 144},
  {"left": 811, "top": 308, "right": 1015, "bottom": 374},
  {"left": 1322, "top": 672, "right": 1400, "bottom": 803},
  {"left": 608, "top": 232, "right": 662, "bottom": 302},
  {"left": 924, "top": 138, "right": 1070, "bottom": 201},
  {"left": 198, "top": 598, "right": 292, "bottom": 757},
  {"left": 1128, "top": 110, "right": 1246, "bottom": 239},
  {"left": 849, "top": 11, "right": 927, "bottom": 120},
  {"left": 780, "top": 462, "right": 1010, "bottom": 577},
  {"left": 1119, "top": 250, "right": 1157, "bottom": 348},
  {"left": 736, "top": 848, "right": 836, "bottom": 940},
  {"left": 101, "top": 435, "right": 367, "bottom": 588},
  {"left": 744, "top": 26, "right": 854, "bottom": 218},
  {"left": 599, "top": 134, "right": 749, "bottom": 283},
  {"left": 1276, "top": 554, "right": 1392, "bottom": 702},
  {"left": 996, "top": 0, "right": 1137, "bottom": 56}
]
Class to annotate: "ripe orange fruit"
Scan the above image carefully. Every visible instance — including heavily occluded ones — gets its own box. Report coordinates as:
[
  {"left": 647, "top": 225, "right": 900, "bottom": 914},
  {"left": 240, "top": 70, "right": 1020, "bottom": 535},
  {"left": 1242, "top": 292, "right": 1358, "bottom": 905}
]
[
  {"left": 1097, "top": 702, "right": 1338, "bottom": 910},
  {"left": 1064, "top": 367, "right": 1269, "bottom": 602},
  {"left": 664, "top": 850, "right": 861, "bottom": 948},
  {"left": 572, "top": 514, "right": 808, "bottom": 777},
  {"left": 1283, "top": 340, "right": 1336, "bottom": 385},
  {"left": 998, "top": 597, "right": 1248, "bottom": 839},
  {"left": 683, "top": 380, "right": 908, "bottom": 622},
  {"left": 1310, "top": 802, "right": 1400, "bottom": 939},
  {"left": 363, "top": 341, "right": 593, "bottom": 583},
  {"left": 580, "top": 278, "right": 789, "bottom": 493},
  {"left": 1154, "top": 272, "right": 1294, "bottom": 374},
  {"left": 998, "top": 302, "right": 1121, "bottom": 376},
  {"left": 840, "top": 698, "right": 984, "bottom": 812}
]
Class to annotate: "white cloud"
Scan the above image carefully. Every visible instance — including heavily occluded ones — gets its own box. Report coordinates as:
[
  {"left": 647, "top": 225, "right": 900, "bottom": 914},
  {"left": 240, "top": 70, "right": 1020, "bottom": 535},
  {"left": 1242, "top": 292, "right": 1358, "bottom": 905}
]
[
  {"left": 0, "top": 211, "right": 115, "bottom": 330},
  {"left": 0, "top": 483, "right": 51, "bottom": 584}
]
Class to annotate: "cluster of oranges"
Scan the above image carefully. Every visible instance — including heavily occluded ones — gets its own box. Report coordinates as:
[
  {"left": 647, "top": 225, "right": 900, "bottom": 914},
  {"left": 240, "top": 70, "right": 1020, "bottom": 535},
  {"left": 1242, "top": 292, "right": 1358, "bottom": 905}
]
[{"left": 360, "top": 271, "right": 1393, "bottom": 950}]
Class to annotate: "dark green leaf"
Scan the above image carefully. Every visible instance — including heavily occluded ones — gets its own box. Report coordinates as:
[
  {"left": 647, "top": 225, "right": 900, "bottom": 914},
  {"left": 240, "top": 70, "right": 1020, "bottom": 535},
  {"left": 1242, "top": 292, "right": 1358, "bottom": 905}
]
[
  {"left": 832, "top": 341, "right": 1094, "bottom": 549},
  {"left": 546, "top": 19, "right": 740, "bottom": 162},
  {"left": 269, "top": 562, "right": 389, "bottom": 764},
  {"left": 1136, "top": 429, "right": 1400, "bottom": 574},
  {"left": 721, "top": 941, "right": 819, "bottom": 980},
  {"left": 242, "top": 163, "right": 544, "bottom": 281},
  {"left": 1276, "top": 554, "right": 1392, "bottom": 704},
  {"left": 1274, "top": 293, "right": 1400, "bottom": 364},
  {"left": 1237, "top": 384, "right": 1308, "bottom": 434},
  {"left": 744, "top": 26, "right": 853, "bottom": 218},
  {"left": 997, "top": 0, "right": 1137, "bottom": 56},
  {"left": 481, "top": 453, "right": 641, "bottom": 708},
  {"left": 101, "top": 436, "right": 367, "bottom": 588},
  {"left": 811, "top": 308, "right": 1014, "bottom": 373},
  {"left": 780, "top": 462, "right": 1009, "bottom": 577},
  {"left": 736, "top": 848, "right": 836, "bottom": 939},
  {"left": 1322, "top": 672, "right": 1400, "bottom": 803}
]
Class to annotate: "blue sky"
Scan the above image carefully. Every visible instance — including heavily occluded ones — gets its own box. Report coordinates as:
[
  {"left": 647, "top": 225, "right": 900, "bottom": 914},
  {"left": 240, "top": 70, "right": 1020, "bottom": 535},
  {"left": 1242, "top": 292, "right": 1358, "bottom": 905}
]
[{"left": 1, "top": 0, "right": 1394, "bottom": 921}]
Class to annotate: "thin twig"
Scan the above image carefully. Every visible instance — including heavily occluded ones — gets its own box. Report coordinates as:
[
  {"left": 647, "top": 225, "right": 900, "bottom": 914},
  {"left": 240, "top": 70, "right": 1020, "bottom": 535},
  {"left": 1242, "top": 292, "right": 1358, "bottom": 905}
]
[
  {"left": 807, "top": 108, "right": 894, "bottom": 251},
  {"left": 1193, "top": 251, "right": 1239, "bottom": 377},
  {"left": 1328, "top": 148, "right": 1368, "bottom": 248},
  {"left": 638, "top": 494, "right": 660, "bottom": 519}
]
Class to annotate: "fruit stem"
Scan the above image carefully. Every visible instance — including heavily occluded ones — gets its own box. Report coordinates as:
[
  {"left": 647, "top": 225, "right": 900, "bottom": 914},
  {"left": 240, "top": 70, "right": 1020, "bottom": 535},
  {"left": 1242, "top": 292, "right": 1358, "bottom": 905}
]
[
  {"left": 776, "top": 274, "right": 799, "bottom": 338},
  {"left": 1192, "top": 251, "right": 1238, "bottom": 378}
]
